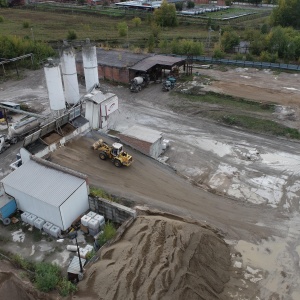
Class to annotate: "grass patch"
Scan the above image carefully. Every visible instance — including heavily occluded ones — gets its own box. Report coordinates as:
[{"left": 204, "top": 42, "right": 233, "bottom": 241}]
[
  {"left": 89, "top": 186, "right": 118, "bottom": 202},
  {"left": 97, "top": 222, "right": 117, "bottom": 247},
  {"left": 178, "top": 92, "right": 275, "bottom": 113},
  {"left": 207, "top": 111, "right": 300, "bottom": 139}
]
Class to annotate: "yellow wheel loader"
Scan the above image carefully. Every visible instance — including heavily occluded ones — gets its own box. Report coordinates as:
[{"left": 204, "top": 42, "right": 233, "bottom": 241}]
[{"left": 92, "top": 139, "right": 133, "bottom": 167}]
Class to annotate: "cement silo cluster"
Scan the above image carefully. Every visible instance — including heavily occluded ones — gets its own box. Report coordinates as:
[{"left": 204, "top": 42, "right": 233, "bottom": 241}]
[{"left": 44, "top": 39, "right": 100, "bottom": 117}]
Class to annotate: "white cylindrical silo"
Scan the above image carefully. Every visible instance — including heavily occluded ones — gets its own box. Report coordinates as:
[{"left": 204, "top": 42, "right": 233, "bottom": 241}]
[
  {"left": 61, "top": 46, "right": 80, "bottom": 105},
  {"left": 82, "top": 40, "right": 99, "bottom": 92},
  {"left": 44, "top": 59, "right": 66, "bottom": 112}
]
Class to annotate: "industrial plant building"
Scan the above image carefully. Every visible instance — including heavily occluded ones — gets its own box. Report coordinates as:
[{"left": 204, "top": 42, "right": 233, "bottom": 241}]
[
  {"left": 76, "top": 48, "right": 186, "bottom": 84},
  {"left": 1, "top": 156, "right": 89, "bottom": 231}
]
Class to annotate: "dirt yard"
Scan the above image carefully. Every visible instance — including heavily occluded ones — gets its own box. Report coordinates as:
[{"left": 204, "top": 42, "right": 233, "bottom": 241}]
[{"left": 1, "top": 66, "right": 300, "bottom": 299}]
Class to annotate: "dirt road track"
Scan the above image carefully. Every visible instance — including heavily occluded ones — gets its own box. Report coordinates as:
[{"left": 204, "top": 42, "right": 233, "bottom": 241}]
[{"left": 50, "top": 132, "right": 277, "bottom": 242}]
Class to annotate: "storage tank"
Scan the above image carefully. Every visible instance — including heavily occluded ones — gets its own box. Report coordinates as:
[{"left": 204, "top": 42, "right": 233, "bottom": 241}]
[
  {"left": 61, "top": 46, "right": 80, "bottom": 105},
  {"left": 34, "top": 217, "right": 45, "bottom": 230},
  {"left": 81, "top": 215, "right": 91, "bottom": 227},
  {"left": 8, "top": 117, "right": 40, "bottom": 141},
  {"left": 21, "top": 211, "right": 30, "bottom": 223},
  {"left": 82, "top": 39, "right": 99, "bottom": 92},
  {"left": 88, "top": 218, "right": 100, "bottom": 230},
  {"left": 44, "top": 59, "right": 66, "bottom": 115},
  {"left": 49, "top": 225, "right": 61, "bottom": 238},
  {"left": 27, "top": 214, "right": 37, "bottom": 226},
  {"left": 94, "top": 214, "right": 105, "bottom": 229},
  {"left": 43, "top": 221, "right": 53, "bottom": 234},
  {"left": 86, "top": 211, "right": 96, "bottom": 219}
]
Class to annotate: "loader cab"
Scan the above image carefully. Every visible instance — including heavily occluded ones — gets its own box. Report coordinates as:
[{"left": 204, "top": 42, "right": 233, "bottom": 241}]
[{"left": 111, "top": 142, "right": 123, "bottom": 156}]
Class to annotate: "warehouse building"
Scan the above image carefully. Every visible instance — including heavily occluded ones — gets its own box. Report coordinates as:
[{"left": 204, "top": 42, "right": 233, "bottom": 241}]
[
  {"left": 1, "top": 156, "right": 89, "bottom": 231},
  {"left": 118, "top": 125, "right": 164, "bottom": 158},
  {"left": 76, "top": 48, "right": 186, "bottom": 84}
]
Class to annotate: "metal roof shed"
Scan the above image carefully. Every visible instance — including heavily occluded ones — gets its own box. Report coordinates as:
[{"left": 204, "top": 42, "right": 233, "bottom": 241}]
[
  {"left": 119, "top": 125, "right": 164, "bottom": 159},
  {"left": 1, "top": 157, "right": 89, "bottom": 231}
]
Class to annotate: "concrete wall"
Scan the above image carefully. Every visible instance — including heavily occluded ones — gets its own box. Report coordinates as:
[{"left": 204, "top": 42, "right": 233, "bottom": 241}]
[{"left": 89, "top": 196, "right": 136, "bottom": 224}]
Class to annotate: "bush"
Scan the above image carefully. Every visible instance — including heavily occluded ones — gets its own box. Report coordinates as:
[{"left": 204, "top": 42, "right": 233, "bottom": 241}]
[
  {"left": 213, "top": 48, "right": 225, "bottom": 59},
  {"left": 67, "top": 30, "right": 77, "bottom": 40},
  {"left": 23, "top": 21, "right": 29, "bottom": 29},
  {"left": 187, "top": 0, "right": 195, "bottom": 8},
  {"left": 0, "top": 16, "right": 4, "bottom": 23},
  {"left": 97, "top": 222, "right": 117, "bottom": 247},
  {"left": 117, "top": 22, "right": 128, "bottom": 37},
  {"left": 35, "top": 262, "right": 60, "bottom": 292},
  {"left": 57, "top": 278, "right": 77, "bottom": 297},
  {"left": 132, "top": 17, "right": 141, "bottom": 27}
]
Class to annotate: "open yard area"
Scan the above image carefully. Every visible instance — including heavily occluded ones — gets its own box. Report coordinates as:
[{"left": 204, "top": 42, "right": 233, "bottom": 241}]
[{"left": 1, "top": 62, "right": 300, "bottom": 299}]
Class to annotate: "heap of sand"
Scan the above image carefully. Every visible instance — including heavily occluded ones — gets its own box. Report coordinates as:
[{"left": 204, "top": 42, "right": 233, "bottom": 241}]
[{"left": 76, "top": 212, "right": 231, "bottom": 300}]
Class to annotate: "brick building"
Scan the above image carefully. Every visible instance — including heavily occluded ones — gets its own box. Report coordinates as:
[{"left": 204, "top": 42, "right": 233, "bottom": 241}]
[{"left": 76, "top": 48, "right": 186, "bottom": 84}]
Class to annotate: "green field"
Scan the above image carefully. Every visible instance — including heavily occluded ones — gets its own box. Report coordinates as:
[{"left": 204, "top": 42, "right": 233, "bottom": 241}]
[{"left": 0, "top": 5, "right": 270, "bottom": 47}]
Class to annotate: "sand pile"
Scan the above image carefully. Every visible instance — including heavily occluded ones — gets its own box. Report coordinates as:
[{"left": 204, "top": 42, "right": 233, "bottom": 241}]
[
  {"left": 76, "top": 214, "right": 231, "bottom": 300},
  {"left": 0, "top": 261, "right": 55, "bottom": 300}
]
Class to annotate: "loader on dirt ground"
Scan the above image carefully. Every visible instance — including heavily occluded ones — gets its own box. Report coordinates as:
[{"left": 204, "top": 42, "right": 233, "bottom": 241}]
[{"left": 92, "top": 139, "right": 133, "bottom": 167}]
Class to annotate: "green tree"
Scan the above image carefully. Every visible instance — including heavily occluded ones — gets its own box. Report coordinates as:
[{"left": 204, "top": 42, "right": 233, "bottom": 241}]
[
  {"left": 175, "top": 2, "right": 183, "bottom": 11},
  {"left": 117, "top": 22, "right": 128, "bottom": 37},
  {"left": 0, "top": 0, "right": 7, "bottom": 7},
  {"left": 221, "top": 30, "right": 240, "bottom": 52},
  {"left": 35, "top": 262, "right": 60, "bottom": 292},
  {"left": 154, "top": 0, "right": 178, "bottom": 27},
  {"left": 132, "top": 17, "right": 141, "bottom": 27},
  {"left": 187, "top": 1, "right": 195, "bottom": 8},
  {"left": 271, "top": 0, "right": 300, "bottom": 28},
  {"left": 266, "top": 26, "right": 288, "bottom": 57},
  {"left": 67, "top": 30, "right": 77, "bottom": 40}
]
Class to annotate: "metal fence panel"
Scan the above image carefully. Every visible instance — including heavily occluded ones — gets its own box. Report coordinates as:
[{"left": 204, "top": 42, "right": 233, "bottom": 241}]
[{"left": 23, "top": 130, "right": 41, "bottom": 147}]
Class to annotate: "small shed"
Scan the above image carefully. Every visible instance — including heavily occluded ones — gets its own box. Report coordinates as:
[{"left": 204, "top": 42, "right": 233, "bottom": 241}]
[
  {"left": 67, "top": 256, "right": 86, "bottom": 283},
  {"left": 119, "top": 125, "right": 164, "bottom": 159},
  {"left": 84, "top": 87, "right": 118, "bottom": 130},
  {"left": 1, "top": 156, "right": 89, "bottom": 231}
]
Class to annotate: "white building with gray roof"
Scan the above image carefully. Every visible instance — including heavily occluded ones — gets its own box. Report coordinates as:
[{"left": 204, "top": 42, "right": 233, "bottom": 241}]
[{"left": 1, "top": 156, "right": 89, "bottom": 231}]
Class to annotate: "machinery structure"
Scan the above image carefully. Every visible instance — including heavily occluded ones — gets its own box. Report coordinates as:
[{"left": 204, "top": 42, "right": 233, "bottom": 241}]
[
  {"left": 0, "top": 117, "right": 41, "bottom": 154},
  {"left": 130, "top": 74, "right": 150, "bottom": 93},
  {"left": 162, "top": 76, "right": 176, "bottom": 92},
  {"left": 0, "top": 184, "right": 17, "bottom": 225},
  {"left": 92, "top": 139, "right": 133, "bottom": 167},
  {"left": 0, "top": 135, "right": 10, "bottom": 154}
]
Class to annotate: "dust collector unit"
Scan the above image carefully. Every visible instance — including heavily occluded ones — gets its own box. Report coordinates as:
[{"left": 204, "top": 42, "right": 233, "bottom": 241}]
[
  {"left": 61, "top": 46, "right": 80, "bottom": 105},
  {"left": 44, "top": 59, "right": 66, "bottom": 114},
  {"left": 82, "top": 39, "right": 99, "bottom": 92}
]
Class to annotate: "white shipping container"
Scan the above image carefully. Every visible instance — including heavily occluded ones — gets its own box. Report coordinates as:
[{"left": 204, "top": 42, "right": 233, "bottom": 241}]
[{"left": 81, "top": 215, "right": 91, "bottom": 227}]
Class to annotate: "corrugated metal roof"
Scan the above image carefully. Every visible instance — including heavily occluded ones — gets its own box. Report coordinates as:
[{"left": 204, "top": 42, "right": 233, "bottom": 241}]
[
  {"left": 130, "top": 55, "right": 186, "bottom": 71},
  {"left": 1, "top": 159, "right": 86, "bottom": 208},
  {"left": 121, "top": 125, "right": 162, "bottom": 143},
  {"left": 67, "top": 256, "right": 86, "bottom": 275},
  {"left": 76, "top": 48, "right": 150, "bottom": 69}
]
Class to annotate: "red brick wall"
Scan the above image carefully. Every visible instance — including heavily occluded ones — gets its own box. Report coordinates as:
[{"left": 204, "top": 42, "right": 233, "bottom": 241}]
[
  {"left": 76, "top": 62, "right": 130, "bottom": 84},
  {"left": 118, "top": 135, "right": 151, "bottom": 157},
  {"left": 217, "top": 0, "right": 226, "bottom": 5},
  {"left": 194, "top": 0, "right": 209, "bottom": 4}
]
